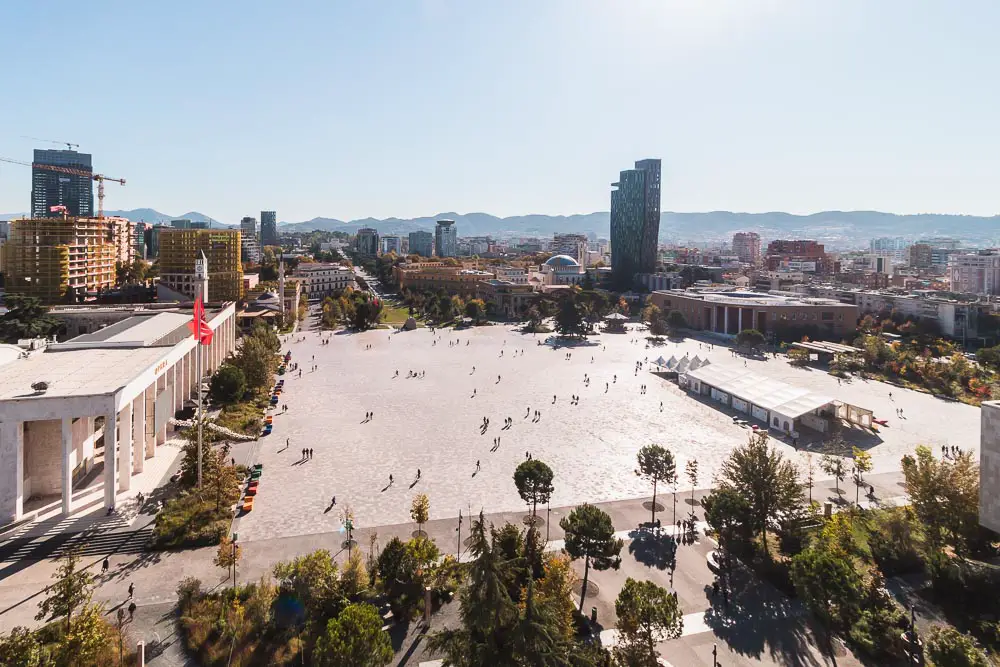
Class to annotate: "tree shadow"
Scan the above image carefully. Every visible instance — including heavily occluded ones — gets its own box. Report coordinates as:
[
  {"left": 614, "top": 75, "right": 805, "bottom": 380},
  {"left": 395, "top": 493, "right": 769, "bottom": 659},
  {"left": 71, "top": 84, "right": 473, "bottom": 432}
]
[{"left": 626, "top": 528, "right": 676, "bottom": 571}]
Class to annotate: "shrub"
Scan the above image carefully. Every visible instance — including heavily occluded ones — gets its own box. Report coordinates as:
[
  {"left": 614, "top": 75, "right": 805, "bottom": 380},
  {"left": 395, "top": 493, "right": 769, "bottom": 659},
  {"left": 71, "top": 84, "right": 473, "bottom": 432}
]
[
  {"left": 926, "top": 626, "right": 990, "bottom": 667},
  {"left": 153, "top": 493, "right": 231, "bottom": 549},
  {"left": 177, "top": 577, "right": 203, "bottom": 609},
  {"left": 209, "top": 364, "right": 247, "bottom": 404}
]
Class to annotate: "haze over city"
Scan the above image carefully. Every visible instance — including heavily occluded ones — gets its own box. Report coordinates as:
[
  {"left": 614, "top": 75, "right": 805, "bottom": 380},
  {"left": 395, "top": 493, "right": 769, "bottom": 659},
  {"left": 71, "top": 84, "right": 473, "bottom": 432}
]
[{"left": 2, "top": 0, "right": 998, "bottom": 222}]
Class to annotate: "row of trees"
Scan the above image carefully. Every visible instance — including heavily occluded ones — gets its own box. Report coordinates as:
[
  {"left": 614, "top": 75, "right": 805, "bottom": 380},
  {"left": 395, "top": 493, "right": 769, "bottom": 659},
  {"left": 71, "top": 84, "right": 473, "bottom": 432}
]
[
  {"left": 639, "top": 302, "right": 686, "bottom": 337},
  {"left": 209, "top": 321, "right": 281, "bottom": 404},
  {"left": 400, "top": 289, "right": 489, "bottom": 324},
  {"left": 319, "top": 287, "right": 384, "bottom": 331}
]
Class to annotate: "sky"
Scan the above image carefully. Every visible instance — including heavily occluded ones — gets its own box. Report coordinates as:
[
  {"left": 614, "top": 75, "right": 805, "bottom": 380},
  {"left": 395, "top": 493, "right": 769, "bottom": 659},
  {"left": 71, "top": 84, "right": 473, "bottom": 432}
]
[{"left": 0, "top": 0, "right": 997, "bottom": 223}]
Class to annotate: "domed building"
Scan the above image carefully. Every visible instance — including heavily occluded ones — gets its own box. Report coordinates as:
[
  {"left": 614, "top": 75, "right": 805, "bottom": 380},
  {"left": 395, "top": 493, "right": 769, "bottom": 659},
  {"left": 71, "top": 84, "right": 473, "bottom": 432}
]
[{"left": 540, "top": 254, "right": 587, "bottom": 286}]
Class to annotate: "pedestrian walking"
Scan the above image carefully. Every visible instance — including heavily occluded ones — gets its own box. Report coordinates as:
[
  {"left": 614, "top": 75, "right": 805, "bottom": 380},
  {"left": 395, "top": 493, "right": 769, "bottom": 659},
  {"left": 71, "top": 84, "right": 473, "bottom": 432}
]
[
  {"left": 128, "top": 583, "right": 134, "bottom": 599},
  {"left": 389, "top": 474, "right": 394, "bottom": 485},
  {"left": 417, "top": 468, "right": 421, "bottom": 479},
  {"left": 476, "top": 460, "right": 481, "bottom": 471},
  {"left": 128, "top": 601, "right": 137, "bottom": 621},
  {"left": 102, "top": 558, "right": 109, "bottom": 574}
]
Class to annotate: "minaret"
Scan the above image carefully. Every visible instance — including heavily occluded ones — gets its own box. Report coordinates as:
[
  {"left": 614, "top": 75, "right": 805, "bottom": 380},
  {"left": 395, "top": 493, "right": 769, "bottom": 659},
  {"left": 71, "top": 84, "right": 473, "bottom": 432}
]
[
  {"left": 194, "top": 250, "right": 209, "bottom": 302},
  {"left": 278, "top": 255, "right": 286, "bottom": 317}
]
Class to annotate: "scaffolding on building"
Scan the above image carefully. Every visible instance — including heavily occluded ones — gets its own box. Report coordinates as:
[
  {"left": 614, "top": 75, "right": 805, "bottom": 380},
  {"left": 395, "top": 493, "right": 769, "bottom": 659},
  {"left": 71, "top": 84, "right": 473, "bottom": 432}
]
[{"left": 158, "top": 229, "right": 243, "bottom": 302}]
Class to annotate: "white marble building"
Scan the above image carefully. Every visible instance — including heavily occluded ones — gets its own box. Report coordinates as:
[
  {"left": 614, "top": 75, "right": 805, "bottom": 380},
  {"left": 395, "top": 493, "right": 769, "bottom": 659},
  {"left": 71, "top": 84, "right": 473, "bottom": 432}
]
[{"left": 0, "top": 304, "right": 237, "bottom": 527}]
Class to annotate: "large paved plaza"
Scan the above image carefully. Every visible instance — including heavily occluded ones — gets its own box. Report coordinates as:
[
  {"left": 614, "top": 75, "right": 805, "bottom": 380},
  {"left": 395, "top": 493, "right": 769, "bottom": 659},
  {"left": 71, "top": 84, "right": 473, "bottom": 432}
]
[{"left": 236, "top": 324, "right": 981, "bottom": 542}]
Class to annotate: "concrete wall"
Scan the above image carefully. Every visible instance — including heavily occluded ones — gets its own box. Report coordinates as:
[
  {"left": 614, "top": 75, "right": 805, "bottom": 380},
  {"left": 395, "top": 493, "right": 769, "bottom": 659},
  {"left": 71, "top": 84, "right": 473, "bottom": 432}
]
[
  {"left": 23, "top": 419, "right": 62, "bottom": 498},
  {"left": 980, "top": 402, "right": 1000, "bottom": 534}
]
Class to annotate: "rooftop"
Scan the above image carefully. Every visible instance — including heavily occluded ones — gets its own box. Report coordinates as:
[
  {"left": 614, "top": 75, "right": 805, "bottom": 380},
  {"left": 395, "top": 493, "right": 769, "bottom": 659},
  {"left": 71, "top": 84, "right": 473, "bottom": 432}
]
[
  {"left": 657, "top": 289, "right": 847, "bottom": 307},
  {"left": 685, "top": 364, "right": 834, "bottom": 419},
  {"left": 63, "top": 312, "right": 193, "bottom": 348},
  {"left": 0, "top": 347, "right": 170, "bottom": 401}
]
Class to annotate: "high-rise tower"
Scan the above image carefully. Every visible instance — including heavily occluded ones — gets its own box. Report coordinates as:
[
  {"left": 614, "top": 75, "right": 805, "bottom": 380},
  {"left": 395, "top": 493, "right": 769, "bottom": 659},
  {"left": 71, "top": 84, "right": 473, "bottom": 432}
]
[
  {"left": 610, "top": 159, "right": 660, "bottom": 289},
  {"left": 31, "top": 149, "right": 94, "bottom": 218}
]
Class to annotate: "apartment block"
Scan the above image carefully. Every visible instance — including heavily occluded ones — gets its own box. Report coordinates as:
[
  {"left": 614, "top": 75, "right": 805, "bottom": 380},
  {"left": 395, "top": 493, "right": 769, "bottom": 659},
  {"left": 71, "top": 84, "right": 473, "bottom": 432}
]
[
  {"left": 158, "top": 229, "right": 243, "bottom": 302},
  {"left": 949, "top": 251, "right": 1000, "bottom": 295}
]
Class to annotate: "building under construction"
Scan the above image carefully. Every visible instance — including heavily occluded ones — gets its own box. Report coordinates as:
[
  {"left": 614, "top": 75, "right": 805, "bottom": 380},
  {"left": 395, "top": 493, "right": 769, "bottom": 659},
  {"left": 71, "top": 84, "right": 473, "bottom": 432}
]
[
  {"left": 2, "top": 217, "right": 134, "bottom": 304},
  {"left": 158, "top": 228, "right": 243, "bottom": 302}
]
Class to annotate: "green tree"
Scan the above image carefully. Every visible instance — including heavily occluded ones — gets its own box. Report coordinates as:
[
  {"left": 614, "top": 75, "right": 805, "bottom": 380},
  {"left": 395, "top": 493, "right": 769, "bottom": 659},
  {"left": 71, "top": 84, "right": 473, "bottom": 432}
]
[
  {"left": 313, "top": 602, "right": 393, "bottom": 667},
  {"left": 0, "top": 295, "right": 63, "bottom": 343},
  {"left": 464, "top": 298, "right": 486, "bottom": 322},
  {"left": 925, "top": 626, "right": 990, "bottom": 667},
  {"left": 54, "top": 603, "right": 114, "bottom": 667},
  {"left": 555, "top": 294, "right": 585, "bottom": 338},
  {"left": 641, "top": 303, "right": 662, "bottom": 329},
  {"left": 665, "top": 310, "right": 686, "bottom": 331},
  {"left": 736, "top": 329, "right": 766, "bottom": 350},
  {"left": 821, "top": 454, "right": 848, "bottom": 498},
  {"left": 35, "top": 550, "right": 93, "bottom": 625},
  {"left": 635, "top": 444, "right": 676, "bottom": 526},
  {"left": 560, "top": 504, "right": 623, "bottom": 610},
  {"left": 214, "top": 534, "right": 242, "bottom": 584},
  {"left": 437, "top": 293, "right": 455, "bottom": 321},
  {"left": 514, "top": 459, "right": 555, "bottom": 521},
  {"left": 209, "top": 364, "right": 246, "bottom": 404},
  {"left": 790, "top": 545, "right": 863, "bottom": 629},
  {"left": 272, "top": 549, "right": 344, "bottom": 622},
  {"left": 716, "top": 432, "right": 803, "bottom": 555},
  {"left": 614, "top": 578, "right": 683, "bottom": 665},
  {"left": 232, "top": 325, "right": 278, "bottom": 391},
  {"left": 410, "top": 493, "right": 430, "bottom": 536},
  {"left": 685, "top": 459, "right": 699, "bottom": 520},
  {"left": 902, "top": 445, "right": 980, "bottom": 554},
  {"left": 702, "top": 486, "right": 753, "bottom": 559},
  {"left": 0, "top": 627, "right": 41, "bottom": 667}
]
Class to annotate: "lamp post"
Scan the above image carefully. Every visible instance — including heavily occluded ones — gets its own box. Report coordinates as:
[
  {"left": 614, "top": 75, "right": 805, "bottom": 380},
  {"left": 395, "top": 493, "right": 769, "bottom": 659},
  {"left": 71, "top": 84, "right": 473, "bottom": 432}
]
[
  {"left": 546, "top": 500, "right": 551, "bottom": 543},
  {"left": 456, "top": 510, "right": 462, "bottom": 563}
]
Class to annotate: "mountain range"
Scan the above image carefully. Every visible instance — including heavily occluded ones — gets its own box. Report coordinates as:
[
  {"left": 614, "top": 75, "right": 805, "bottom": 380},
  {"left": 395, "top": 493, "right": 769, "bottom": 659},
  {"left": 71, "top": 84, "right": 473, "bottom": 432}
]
[{"left": 2, "top": 209, "right": 997, "bottom": 249}]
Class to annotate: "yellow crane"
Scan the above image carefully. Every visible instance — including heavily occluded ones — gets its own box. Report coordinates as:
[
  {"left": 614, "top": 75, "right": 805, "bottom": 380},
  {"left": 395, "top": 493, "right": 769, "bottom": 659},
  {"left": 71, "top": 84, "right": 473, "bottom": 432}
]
[{"left": 0, "top": 155, "right": 125, "bottom": 218}]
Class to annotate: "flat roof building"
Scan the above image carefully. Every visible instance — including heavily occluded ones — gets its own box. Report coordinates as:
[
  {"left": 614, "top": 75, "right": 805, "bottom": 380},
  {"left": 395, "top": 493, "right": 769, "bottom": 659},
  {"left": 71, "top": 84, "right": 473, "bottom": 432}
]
[
  {"left": 0, "top": 304, "right": 238, "bottom": 528},
  {"left": 435, "top": 220, "right": 457, "bottom": 258},
  {"left": 158, "top": 229, "right": 243, "bottom": 302},
  {"left": 32, "top": 149, "right": 93, "bottom": 219}
]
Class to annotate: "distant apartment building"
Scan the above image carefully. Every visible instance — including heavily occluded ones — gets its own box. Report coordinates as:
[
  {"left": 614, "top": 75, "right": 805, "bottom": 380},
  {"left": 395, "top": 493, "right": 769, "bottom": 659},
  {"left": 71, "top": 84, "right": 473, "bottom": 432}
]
[
  {"left": 158, "top": 229, "right": 243, "bottom": 302},
  {"left": 493, "top": 266, "right": 529, "bottom": 285},
  {"left": 393, "top": 261, "right": 493, "bottom": 296},
  {"left": 381, "top": 235, "right": 403, "bottom": 255},
  {"left": 949, "top": 250, "right": 1000, "bottom": 295},
  {"left": 636, "top": 272, "right": 683, "bottom": 292},
  {"left": 552, "top": 233, "right": 588, "bottom": 262},
  {"left": 408, "top": 231, "right": 434, "bottom": 258},
  {"left": 260, "top": 210, "right": 278, "bottom": 247},
  {"left": 478, "top": 279, "right": 536, "bottom": 318},
  {"left": 765, "top": 239, "right": 833, "bottom": 274},
  {"left": 240, "top": 216, "right": 261, "bottom": 263},
  {"left": 908, "top": 243, "right": 933, "bottom": 269},
  {"left": 462, "top": 236, "right": 491, "bottom": 256},
  {"left": 610, "top": 159, "right": 661, "bottom": 289},
  {"left": 170, "top": 219, "right": 208, "bottom": 229},
  {"left": 649, "top": 288, "right": 857, "bottom": 339},
  {"left": 355, "top": 228, "right": 380, "bottom": 257},
  {"left": 31, "top": 149, "right": 94, "bottom": 218},
  {"left": 435, "top": 220, "right": 457, "bottom": 258},
  {"left": 292, "top": 263, "right": 355, "bottom": 297},
  {"left": 754, "top": 271, "right": 807, "bottom": 292},
  {"left": 732, "top": 232, "right": 761, "bottom": 265},
  {"left": 869, "top": 237, "right": 909, "bottom": 263},
  {"left": 2, "top": 217, "right": 134, "bottom": 303}
]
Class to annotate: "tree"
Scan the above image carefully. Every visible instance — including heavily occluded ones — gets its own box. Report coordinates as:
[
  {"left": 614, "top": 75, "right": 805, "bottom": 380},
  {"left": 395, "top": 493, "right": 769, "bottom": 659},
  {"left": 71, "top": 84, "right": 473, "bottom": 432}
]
[
  {"left": 464, "top": 299, "right": 486, "bottom": 323},
  {"left": 0, "top": 627, "right": 41, "bottom": 667},
  {"left": 0, "top": 295, "right": 63, "bottom": 343},
  {"left": 925, "top": 626, "right": 990, "bottom": 667},
  {"left": 514, "top": 459, "right": 555, "bottom": 522},
  {"left": 214, "top": 534, "right": 242, "bottom": 584},
  {"left": 790, "top": 545, "right": 863, "bottom": 629},
  {"left": 54, "top": 603, "right": 115, "bottom": 667},
  {"left": 209, "top": 364, "right": 246, "bottom": 404},
  {"left": 641, "top": 303, "right": 662, "bottom": 329},
  {"left": 560, "top": 504, "right": 623, "bottom": 610},
  {"left": 716, "top": 432, "right": 803, "bottom": 555},
  {"left": 614, "top": 578, "right": 683, "bottom": 665},
  {"left": 902, "top": 445, "right": 980, "bottom": 554},
  {"left": 702, "top": 486, "right": 753, "bottom": 559},
  {"left": 232, "top": 323, "right": 279, "bottom": 391},
  {"left": 410, "top": 493, "right": 430, "bottom": 537},
  {"left": 272, "top": 549, "right": 344, "bottom": 622},
  {"left": 736, "top": 329, "right": 766, "bottom": 350},
  {"left": 437, "top": 293, "right": 455, "bottom": 321},
  {"left": 665, "top": 310, "right": 686, "bottom": 332},
  {"left": 635, "top": 444, "right": 676, "bottom": 527},
  {"left": 685, "top": 459, "right": 699, "bottom": 521},
  {"left": 821, "top": 455, "right": 848, "bottom": 498},
  {"left": 851, "top": 447, "right": 873, "bottom": 505},
  {"left": 555, "top": 294, "right": 585, "bottom": 338},
  {"left": 36, "top": 550, "right": 93, "bottom": 624},
  {"left": 313, "top": 602, "right": 393, "bottom": 667}
]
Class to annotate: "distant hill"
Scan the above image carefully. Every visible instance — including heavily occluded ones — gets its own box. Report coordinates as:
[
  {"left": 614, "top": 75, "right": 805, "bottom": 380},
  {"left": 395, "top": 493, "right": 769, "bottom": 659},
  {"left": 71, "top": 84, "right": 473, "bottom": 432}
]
[{"left": 10, "top": 208, "right": 997, "bottom": 249}]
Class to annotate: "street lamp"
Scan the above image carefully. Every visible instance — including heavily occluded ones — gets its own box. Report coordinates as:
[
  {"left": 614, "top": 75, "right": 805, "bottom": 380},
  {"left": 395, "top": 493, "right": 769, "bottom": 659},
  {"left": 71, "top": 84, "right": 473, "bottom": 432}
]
[
  {"left": 546, "top": 500, "right": 551, "bottom": 543},
  {"left": 456, "top": 510, "right": 463, "bottom": 563}
]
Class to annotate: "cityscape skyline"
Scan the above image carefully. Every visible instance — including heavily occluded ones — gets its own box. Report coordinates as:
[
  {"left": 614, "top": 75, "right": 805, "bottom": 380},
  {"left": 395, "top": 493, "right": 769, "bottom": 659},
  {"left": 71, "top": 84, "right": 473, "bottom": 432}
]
[{"left": 1, "top": 1, "right": 998, "bottom": 222}]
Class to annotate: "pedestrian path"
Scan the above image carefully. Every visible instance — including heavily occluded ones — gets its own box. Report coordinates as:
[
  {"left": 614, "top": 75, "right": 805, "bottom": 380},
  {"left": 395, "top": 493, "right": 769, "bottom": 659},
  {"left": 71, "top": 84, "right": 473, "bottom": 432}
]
[{"left": 543, "top": 522, "right": 709, "bottom": 553}]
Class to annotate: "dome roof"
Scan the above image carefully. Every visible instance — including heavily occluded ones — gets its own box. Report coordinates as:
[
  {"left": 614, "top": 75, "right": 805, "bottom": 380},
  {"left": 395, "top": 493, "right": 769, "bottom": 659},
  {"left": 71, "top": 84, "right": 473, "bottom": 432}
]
[{"left": 545, "top": 254, "right": 580, "bottom": 268}]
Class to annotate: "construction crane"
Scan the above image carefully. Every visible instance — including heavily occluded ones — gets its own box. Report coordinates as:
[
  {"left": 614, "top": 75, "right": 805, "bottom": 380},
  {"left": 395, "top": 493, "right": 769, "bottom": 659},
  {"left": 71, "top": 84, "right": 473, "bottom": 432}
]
[
  {"left": 20, "top": 136, "right": 80, "bottom": 151},
  {"left": 0, "top": 156, "right": 125, "bottom": 218}
]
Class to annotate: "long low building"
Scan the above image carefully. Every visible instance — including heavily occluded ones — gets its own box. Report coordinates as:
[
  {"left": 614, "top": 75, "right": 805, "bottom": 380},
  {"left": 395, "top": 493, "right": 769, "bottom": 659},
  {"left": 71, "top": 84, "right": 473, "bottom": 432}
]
[
  {"left": 649, "top": 289, "right": 858, "bottom": 339},
  {"left": 679, "top": 363, "right": 872, "bottom": 437},
  {"left": 0, "top": 304, "right": 237, "bottom": 527}
]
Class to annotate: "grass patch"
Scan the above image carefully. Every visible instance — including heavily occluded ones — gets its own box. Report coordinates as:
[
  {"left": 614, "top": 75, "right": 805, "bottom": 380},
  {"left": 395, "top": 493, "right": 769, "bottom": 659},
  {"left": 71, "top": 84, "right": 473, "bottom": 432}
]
[
  {"left": 381, "top": 303, "right": 413, "bottom": 325},
  {"left": 153, "top": 491, "right": 234, "bottom": 549},
  {"left": 215, "top": 390, "right": 269, "bottom": 436}
]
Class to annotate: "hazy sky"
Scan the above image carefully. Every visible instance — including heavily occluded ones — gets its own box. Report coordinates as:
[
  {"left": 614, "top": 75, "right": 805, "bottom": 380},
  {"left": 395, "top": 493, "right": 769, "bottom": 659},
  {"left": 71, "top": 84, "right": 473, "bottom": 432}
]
[{"left": 1, "top": 1, "right": 996, "bottom": 222}]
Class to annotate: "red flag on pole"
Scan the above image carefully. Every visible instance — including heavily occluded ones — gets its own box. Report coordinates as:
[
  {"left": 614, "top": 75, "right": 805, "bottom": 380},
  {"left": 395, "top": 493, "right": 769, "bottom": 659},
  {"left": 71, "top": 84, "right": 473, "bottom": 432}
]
[{"left": 188, "top": 297, "right": 214, "bottom": 345}]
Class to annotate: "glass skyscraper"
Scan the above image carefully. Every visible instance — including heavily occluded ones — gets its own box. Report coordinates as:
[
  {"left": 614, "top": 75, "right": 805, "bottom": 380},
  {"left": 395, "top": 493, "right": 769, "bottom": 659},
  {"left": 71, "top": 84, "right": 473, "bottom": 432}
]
[
  {"left": 31, "top": 149, "right": 94, "bottom": 218},
  {"left": 610, "top": 159, "right": 661, "bottom": 290},
  {"left": 260, "top": 210, "right": 278, "bottom": 247},
  {"left": 435, "top": 220, "right": 457, "bottom": 258}
]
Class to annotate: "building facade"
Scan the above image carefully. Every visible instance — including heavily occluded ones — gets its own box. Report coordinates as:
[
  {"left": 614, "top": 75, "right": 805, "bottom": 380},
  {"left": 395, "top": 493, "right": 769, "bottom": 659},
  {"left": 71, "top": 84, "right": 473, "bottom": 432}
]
[
  {"left": 649, "top": 289, "right": 858, "bottom": 339},
  {"left": 478, "top": 279, "right": 536, "bottom": 318},
  {"left": 393, "top": 261, "right": 492, "bottom": 296},
  {"left": 355, "top": 228, "right": 380, "bottom": 256},
  {"left": 949, "top": 251, "right": 1000, "bottom": 295},
  {"left": 260, "top": 210, "right": 278, "bottom": 247},
  {"left": 552, "top": 234, "right": 588, "bottom": 263},
  {"left": 435, "top": 220, "right": 457, "bottom": 258},
  {"left": 31, "top": 150, "right": 94, "bottom": 219},
  {"left": 908, "top": 243, "right": 933, "bottom": 269},
  {"left": 292, "top": 263, "right": 356, "bottom": 297},
  {"left": 2, "top": 217, "right": 133, "bottom": 303},
  {"left": 732, "top": 232, "right": 761, "bottom": 265},
  {"left": 610, "top": 158, "right": 661, "bottom": 289},
  {"left": 240, "top": 217, "right": 261, "bottom": 263},
  {"left": 158, "top": 229, "right": 243, "bottom": 301},
  {"left": 980, "top": 402, "right": 1000, "bottom": 534},
  {"left": 0, "top": 305, "right": 238, "bottom": 527},
  {"left": 765, "top": 239, "right": 833, "bottom": 274},
  {"left": 381, "top": 235, "right": 402, "bottom": 255},
  {"left": 408, "top": 230, "right": 434, "bottom": 257}
]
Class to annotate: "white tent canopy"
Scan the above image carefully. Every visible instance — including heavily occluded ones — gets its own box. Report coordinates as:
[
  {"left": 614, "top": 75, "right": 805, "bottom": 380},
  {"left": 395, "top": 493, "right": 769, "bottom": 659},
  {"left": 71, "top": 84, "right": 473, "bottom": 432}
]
[{"left": 683, "top": 364, "right": 833, "bottom": 419}]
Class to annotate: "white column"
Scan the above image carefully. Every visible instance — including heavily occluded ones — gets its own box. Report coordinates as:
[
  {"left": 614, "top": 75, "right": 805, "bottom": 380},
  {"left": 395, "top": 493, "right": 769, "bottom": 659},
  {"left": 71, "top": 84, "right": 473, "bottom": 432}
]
[
  {"left": 171, "top": 365, "right": 179, "bottom": 415},
  {"left": 738, "top": 308, "right": 743, "bottom": 333},
  {"left": 104, "top": 410, "right": 118, "bottom": 509},
  {"left": 132, "top": 394, "right": 145, "bottom": 473},
  {"left": 118, "top": 401, "right": 132, "bottom": 492},
  {"left": 145, "top": 386, "right": 156, "bottom": 458},
  {"left": 724, "top": 307, "right": 729, "bottom": 335},
  {"left": 0, "top": 422, "right": 24, "bottom": 524},
  {"left": 61, "top": 417, "right": 73, "bottom": 516}
]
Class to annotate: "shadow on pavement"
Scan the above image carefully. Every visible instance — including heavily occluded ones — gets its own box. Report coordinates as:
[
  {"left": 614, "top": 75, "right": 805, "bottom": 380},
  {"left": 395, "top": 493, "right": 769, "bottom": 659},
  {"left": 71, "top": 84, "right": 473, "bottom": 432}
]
[{"left": 627, "top": 527, "right": 676, "bottom": 571}]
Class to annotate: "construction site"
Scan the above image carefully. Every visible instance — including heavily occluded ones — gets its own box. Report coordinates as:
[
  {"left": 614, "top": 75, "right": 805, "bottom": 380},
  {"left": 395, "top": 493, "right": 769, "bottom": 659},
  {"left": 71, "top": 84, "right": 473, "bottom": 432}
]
[
  {"left": 157, "top": 228, "right": 243, "bottom": 302},
  {"left": 2, "top": 216, "right": 134, "bottom": 303}
]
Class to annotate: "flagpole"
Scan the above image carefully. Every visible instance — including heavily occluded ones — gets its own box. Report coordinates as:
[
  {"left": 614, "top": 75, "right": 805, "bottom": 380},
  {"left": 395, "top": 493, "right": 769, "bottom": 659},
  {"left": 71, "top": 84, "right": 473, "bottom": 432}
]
[{"left": 197, "top": 333, "right": 203, "bottom": 488}]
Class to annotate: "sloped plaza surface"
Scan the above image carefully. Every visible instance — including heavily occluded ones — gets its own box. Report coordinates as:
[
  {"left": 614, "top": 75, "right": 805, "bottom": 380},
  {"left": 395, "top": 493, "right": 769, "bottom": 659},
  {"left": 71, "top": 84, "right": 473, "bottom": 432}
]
[{"left": 237, "top": 324, "right": 979, "bottom": 542}]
